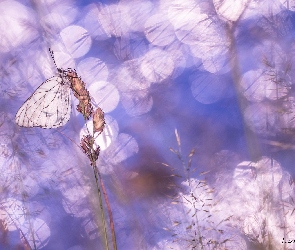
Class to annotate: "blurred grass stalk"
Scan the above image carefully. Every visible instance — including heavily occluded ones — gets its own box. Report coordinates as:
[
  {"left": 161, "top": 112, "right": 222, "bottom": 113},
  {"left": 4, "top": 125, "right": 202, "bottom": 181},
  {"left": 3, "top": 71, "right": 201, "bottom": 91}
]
[{"left": 170, "top": 129, "right": 205, "bottom": 249}]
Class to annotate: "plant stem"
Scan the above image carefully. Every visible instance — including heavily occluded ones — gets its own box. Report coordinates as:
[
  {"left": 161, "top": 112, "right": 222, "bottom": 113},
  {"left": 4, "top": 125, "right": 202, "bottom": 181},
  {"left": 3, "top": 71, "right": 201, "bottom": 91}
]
[
  {"left": 97, "top": 170, "right": 117, "bottom": 250},
  {"left": 176, "top": 130, "right": 203, "bottom": 249},
  {"left": 92, "top": 161, "right": 109, "bottom": 250}
]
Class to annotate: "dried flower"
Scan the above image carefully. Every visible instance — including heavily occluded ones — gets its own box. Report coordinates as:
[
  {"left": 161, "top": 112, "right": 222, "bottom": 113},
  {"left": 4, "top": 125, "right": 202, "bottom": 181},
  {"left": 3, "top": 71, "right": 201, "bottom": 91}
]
[
  {"left": 80, "top": 135, "right": 100, "bottom": 165},
  {"left": 93, "top": 107, "right": 105, "bottom": 134},
  {"left": 68, "top": 69, "right": 93, "bottom": 120}
]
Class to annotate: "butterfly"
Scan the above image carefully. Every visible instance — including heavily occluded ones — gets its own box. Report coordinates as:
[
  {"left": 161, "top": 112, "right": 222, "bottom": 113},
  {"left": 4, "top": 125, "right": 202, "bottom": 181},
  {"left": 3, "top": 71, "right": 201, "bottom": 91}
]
[{"left": 15, "top": 50, "right": 74, "bottom": 128}]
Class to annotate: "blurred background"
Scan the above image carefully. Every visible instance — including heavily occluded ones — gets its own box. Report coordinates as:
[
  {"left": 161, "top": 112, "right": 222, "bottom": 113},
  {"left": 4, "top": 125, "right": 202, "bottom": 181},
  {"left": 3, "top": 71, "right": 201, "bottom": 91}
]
[{"left": 1, "top": 0, "right": 295, "bottom": 249}]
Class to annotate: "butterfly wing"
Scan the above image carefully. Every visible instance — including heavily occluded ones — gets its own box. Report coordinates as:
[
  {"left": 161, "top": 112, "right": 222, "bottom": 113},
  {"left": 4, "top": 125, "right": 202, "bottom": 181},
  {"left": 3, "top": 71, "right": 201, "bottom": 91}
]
[{"left": 15, "top": 76, "right": 71, "bottom": 128}]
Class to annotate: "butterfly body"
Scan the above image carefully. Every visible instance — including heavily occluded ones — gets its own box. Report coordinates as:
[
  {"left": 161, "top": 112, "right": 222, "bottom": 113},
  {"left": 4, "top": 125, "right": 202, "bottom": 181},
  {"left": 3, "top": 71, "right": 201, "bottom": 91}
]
[{"left": 15, "top": 72, "right": 72, "bottom": 128}]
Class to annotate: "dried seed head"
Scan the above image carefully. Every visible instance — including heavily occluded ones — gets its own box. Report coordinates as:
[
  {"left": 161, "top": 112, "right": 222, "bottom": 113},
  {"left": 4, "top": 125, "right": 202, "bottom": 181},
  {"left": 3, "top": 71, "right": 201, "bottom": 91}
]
[
  {"left": 80, "top": 135, "right": 92, "bottom": 156},
  {"left": 94, "top": 145, "right": 100, "bottom": 161},
  {"left": 80, "top": 135, "right": 100, "bottom": 164},
  {"left": 68, "top": 71, "right": 93, "bottom": 120},
  {"left": 93, "top": 107, "right": 105, "bottom": 134}
]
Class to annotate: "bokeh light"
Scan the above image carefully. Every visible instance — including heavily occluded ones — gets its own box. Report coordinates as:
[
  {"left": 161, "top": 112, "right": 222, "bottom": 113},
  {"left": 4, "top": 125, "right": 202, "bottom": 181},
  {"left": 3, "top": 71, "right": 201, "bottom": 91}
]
[{"left": 1, "top": 0, "right": 295, "bottom": 249}]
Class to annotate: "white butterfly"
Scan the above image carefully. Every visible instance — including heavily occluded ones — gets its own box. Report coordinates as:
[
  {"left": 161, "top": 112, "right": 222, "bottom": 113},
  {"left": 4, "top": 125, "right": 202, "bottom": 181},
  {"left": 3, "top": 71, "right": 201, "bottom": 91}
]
[{"left": 15, "top": 68, "right": 72, "bottom": 128}]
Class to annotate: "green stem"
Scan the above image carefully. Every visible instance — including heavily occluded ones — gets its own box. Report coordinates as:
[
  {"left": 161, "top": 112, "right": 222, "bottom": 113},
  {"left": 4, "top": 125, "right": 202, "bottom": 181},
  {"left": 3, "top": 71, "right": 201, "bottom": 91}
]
[
  {"left": 97, "top": 171, "right": 117, "bottom": 250},
  {"left": 92, "top": 161, "right": 109, "bottom": 250}
]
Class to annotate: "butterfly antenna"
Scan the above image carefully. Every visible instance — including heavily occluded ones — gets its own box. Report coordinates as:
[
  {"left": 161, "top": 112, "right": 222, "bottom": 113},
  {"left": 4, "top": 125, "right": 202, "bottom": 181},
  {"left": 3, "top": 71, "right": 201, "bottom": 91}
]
[{"left": 48, "top": 48, "right": 59, "bottom": 70}]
